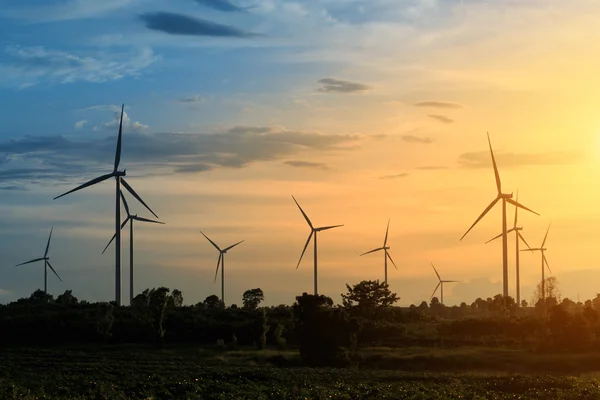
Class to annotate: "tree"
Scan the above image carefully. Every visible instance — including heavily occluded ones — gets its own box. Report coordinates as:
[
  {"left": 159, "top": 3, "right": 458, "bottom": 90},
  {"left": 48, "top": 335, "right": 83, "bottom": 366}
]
[
  {"left": 56, "top": 290, "right": 78, "bottom": 305},
  {"left": 203, "top": 295, "right": 221, "bottom": 309},
  {"left": 341, "top": 280, "right": 399, "bottom": 315},
  {"left": 95, "top": 302, "right": 114, "bottom": 344},
  {"left": 133, "top": 287, "right": 182, "bottom": 347},
  {"left": 532, "top": 276, "right": 561, "bottom": 305},
  {"left": 242, "top": 288, "right": 264, "bottom": 310}
]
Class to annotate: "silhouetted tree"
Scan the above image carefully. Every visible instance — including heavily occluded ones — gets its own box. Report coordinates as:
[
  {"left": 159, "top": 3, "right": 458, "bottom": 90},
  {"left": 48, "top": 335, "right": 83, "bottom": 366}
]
[
  {"left": 341, "top": 280, "right": 399, "bottom": 318},
  {"left": 56, "top": 290, "right": 78, "bottom": 305},
  {"left": 133, "top": 287, "right": 181, "bottom": 347},
  {"left": 95, "top": 302, "right": 114, "bottom": 344},
  {"left": 533, "top": 276, "right": 561, "bottom": 305},
  {"left": 203, "top": 295, "right": 221, "bottom": 309},
  {"left": 242, "top": 288, "right": 264, "bottom": 310}
]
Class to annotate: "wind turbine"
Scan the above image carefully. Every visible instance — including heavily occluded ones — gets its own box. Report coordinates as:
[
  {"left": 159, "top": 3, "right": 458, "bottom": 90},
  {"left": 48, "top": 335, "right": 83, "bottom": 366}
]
[
  {"left": 360, "top": 219, "right": 397, "bottom": 284},
  {"left": 16, "top": 227, "right": 62, "bottom": 294},
  {"left": 430, "top": 262, "right": 457, "bottom": 306},
  {"left": 53, "top": 104, "right": 158, "bottom": 306},
  {"left": 521, "top": 223, "right": 552, "bottom": 301},
  {"left": 485, "top": 191, "right": 532, "bottom": 306},
  {"left": 292, "top": 195, "right": 343, "bottom": 295},
  {"left": 101, "top": 190, "right": 165, "bottom": 306},
  {"left": 460, "top": 132, "right": 539, "bottom": 298},
  {"left": 200, "top": 231, "right": 243, "bottom": 307}
]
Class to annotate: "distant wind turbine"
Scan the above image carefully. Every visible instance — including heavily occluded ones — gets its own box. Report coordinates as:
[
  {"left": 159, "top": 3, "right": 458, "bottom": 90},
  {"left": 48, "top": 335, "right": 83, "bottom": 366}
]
[
  {"left": 430, "top": 262, "right": 457, "bottom": 306},
  {"left": 201, "top": 231, "right": 243, "bottom": 307},
  {"left": 485, "top": 191, "right": 532, "bottom": 306},
  {"left": 54, "top": 104, "right": 159, "bottom": 306},
  {"left": 292, "top": 195, "right": 343, "bottom": 295},
  {"left": 521, "top": 223, "right": 552, "bottom": 301},
  {"left": 460, "top": 132, "right": 539, "bottom": 298},
  {"left": 16, "top": 227, "right": 62, "bottom": 294},
  {"left": 101, "top": 190, "right": 165, "bottom": 306},
  {"left": 360, "top": 219, "right": 397, "bottom": 284}
]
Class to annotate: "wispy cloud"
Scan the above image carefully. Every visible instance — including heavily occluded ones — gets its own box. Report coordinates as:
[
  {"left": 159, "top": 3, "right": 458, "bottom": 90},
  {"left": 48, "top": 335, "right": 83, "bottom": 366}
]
[
  {"left": 177, "top": 95, "right": 205, "bottom": 104},
  {"left": 139, "top": 12, "right": 259, "bottom": 37},
  {"left": 74, "top": 120, "right": 88, "bottom": 130},
  {"left": 415, "top": 166, "right": 448, "bottom": 170},
  {"left": 428, "top": 114, "right": 454, "bottom": 124},
  {"left": 1, "top": 0, "right": 136, "bottom": 22},
  {"left": 284, "top": 160, "right": 329, "bottom": 170},
  {"left": 317, "top": 78, "right": 370, "bottom": 93},
  {"left": 402, "top": 135, "right": 433, "bottom": 144},
  {"left": 193, "top": 0, "right": 247, "bottom": 12},
  {"left": 0, "top": 126, "right": 368, "bottom": 183},
  {"left": 459, "top": 151, "right": 581, "bottom": 169},
  {"left": 0, "top": 45, "right": 159, "bottom": 88},
  {"left": 88, "top": 106, "right": 149, "bottom": 133},
  {"left": 379, "top": 173, "right": 409, "bottom": 180},
  {"left": 414, "top": 101, "right": 463, "bottom": 109}
]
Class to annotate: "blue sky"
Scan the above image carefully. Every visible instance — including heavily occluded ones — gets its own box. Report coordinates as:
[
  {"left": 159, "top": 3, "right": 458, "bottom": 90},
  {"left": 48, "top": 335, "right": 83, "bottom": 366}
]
[{"left": 1, "top": 0, "right": 600, "bottom": 306}]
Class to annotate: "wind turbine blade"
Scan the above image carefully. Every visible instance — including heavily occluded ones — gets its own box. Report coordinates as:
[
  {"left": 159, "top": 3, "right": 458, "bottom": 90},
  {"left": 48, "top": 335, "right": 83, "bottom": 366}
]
[
  {"left": 44, "top": 227, "right": 53, "bottom": 257},
  {"left": 518, "top": 232, "right": 532, "bottom": 250},
  {"left": 224, "top": 240, "right": 244, "bottom": 251},
  {"left": 318, "top": 224, "right": 344, "bottom": 231},
  {"left": 213, "top": 253, "right": 222, "bottom": 283},
  {"left": 520, "top": 248, "right": 539, "bottom": 252},
  {"left": 120, "top": 178, "right": 158, "bottom": 219},
  {"left": 513, "top": 190, "right": 519, "bottom": 228},
  {"left": 114, "top": 104, "right": 124, "bottom": 172},
  {"left": 460, "top": 197, "right": 500, "bottom": 241},
  {"left": 431, "top": 262, "right": 441, "bottom": 281},
  {"left": 134, "top": 216, "right": 165, "bottom": 224},
  {"left": 485, "top": 228, "right": 515, "bottom": 244},
  {"left": 506, "top": 198, "right": 539, "bottom": 217},
  {"left": 360, "top": 247, "right": 383, "bottom": 256},
  {"left": 384, "top": 218, "right": 390, "bottom": 247},
  {"left": 16, "top": 257, "right": 44, "bottom": 266},
  {"left": 292, "top": 195, "right": 313, "bottom": 229},
  {"left": 443, "top": 280, "right": 459, "bottom": 283},
  {"left": 46, "top": 260, "right": 62, "bottom": 282},
  {"left": 487, "top": 132, "right": 501, "bottom": 194},
  {"left": 101, "top": 217, "right": 130, "bottom": 254},
  {"left": 200, "top": 231, "right": 221, "bottom": 251},
  {"left": 53, "top": 172, "right": 114, "bottom": 200},
  {"left": 543, "top": 253, "right": 552, "bottom": 274},
  {"left": 296, "top": 231, "right": 313, "bottom": 269},
  {"left": 541, "top": 223, "right": 551, "bottom": 247},
  {"left": 120, "top": 190, "right": 130, "bottom": 216},
  {"left": 430, "top": 282, "right": 441, "bottom": 300},
  {"left": 387, "top": 251, "right": 398, "bottom": 270}
]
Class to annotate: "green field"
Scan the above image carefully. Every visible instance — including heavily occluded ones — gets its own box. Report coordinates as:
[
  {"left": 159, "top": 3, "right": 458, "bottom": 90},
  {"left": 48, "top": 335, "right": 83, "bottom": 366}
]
[{"left": 2, "top": 346, "right": 600, "bottom": 399}]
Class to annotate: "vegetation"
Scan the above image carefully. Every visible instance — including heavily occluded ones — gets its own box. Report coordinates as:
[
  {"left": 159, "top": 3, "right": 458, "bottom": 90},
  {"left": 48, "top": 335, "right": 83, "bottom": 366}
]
[{"left": 4, "top": 278, "right": 600, "bottom": 397}]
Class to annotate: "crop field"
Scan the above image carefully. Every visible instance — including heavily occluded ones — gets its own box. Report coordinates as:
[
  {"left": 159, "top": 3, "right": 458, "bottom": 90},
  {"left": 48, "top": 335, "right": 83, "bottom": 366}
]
[{"left": 1, "top": 347, "right": 600, "bottom": 399}]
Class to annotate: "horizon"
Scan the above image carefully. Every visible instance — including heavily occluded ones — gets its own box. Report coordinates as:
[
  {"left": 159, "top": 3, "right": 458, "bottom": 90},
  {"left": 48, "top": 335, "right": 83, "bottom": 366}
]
[{"left": 1, "top": 0, "right": 600, "bottom": 307}]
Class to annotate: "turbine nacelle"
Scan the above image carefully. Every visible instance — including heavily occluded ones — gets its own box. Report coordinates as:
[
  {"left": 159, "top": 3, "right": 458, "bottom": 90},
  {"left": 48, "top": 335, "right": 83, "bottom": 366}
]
[
  {"left": 499, "top": 193, "right": 513, "bottom": 199},
  {"left": 114, "top": 170, "right": 126, "bottom": 177}
]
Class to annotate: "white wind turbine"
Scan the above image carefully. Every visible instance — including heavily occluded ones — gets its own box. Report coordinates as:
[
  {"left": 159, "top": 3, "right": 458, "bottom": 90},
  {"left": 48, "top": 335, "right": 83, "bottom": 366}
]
[
  {"left": 292, "top": 195, "right": 343, "bottom": 295},
  {"left": 201, "top": 231, "right": 243, "bottom": 307},
  {"left": 101, "top": 190, "right": 165, "bottom": 305},
  {"left": 485, "top": 191, "right": 532, "bottom": 306},
  {"left": 360, "top": 219, "right": 397, "bottom": 284},
  {"left": 16, "top": 227, "right": 62, "bottom": 294},
  {"left": 54, "top": 104, "right": 159, "bottom": 306},
  {"left": 430, "top": 262, "right": 457, "bottom": 305},
  {"left": 460, "top": 132, "right": 539, "bottom": 298}
]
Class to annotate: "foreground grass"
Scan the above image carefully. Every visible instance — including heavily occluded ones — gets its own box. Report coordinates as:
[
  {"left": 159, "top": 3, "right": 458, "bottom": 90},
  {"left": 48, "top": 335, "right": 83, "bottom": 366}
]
[{"left": 1, "top": 347, "right": 600, "bottom": 399}]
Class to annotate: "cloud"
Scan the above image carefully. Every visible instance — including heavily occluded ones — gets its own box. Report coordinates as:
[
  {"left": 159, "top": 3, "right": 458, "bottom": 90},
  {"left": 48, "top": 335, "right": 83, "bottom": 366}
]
[
  {"left": 177, "top": 95, "right": 204, "bottom": 104},
  {"left": 284, "top": 160, "right": 329, "bottom": 170},
  {"left": 74, "top": 120, "right": 88, "bottom": 129},
  {"left": 415, "top": 166, "right": 448, "bottom": 170},
  {"left": 414, "top": 101, "right": 463, "bottom": 109},
  {"left": 0, "top": 126, "right": 367, "bottom": 183},
  {"left": 193, "top": 0, "right": 246, "bottom": 12},
  {"left": 428, "top": 114, "right": 454, "bottom": 124},
  {"left": 0, "top": 186, "right": 26, "bottom": 191},
  {"left": 401, "top": 135, "right": 433, "bottom": 144},
  {"left": 458, "top": 151, "right": 581, "bottom": 169},
  {"left": 1, "top": 0, "right": 136, "bottom": 22},
  {"left": 0, "top": 45, "right": 159, "bottom": 88},
  {"left": 317, "top": 78, "right": 371, "bottom": 93},
  {"left": 86, "top": 105, "right": 149, "bottom": 133},
  {"left": 379, "top": 173, "right": 409, "bottom": 180},
  {"left": 139, "top": 12, "right": 259, "bottom": 37}
]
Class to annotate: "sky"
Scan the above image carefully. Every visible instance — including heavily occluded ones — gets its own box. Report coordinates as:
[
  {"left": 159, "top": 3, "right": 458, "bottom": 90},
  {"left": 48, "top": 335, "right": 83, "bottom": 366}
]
[{"left": 1, "top": 0, "right": 600, "bottom": 307}]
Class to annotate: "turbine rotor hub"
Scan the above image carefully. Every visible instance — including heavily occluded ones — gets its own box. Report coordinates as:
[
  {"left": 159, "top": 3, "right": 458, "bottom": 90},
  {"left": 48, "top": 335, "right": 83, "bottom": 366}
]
[{"left": 115, "top": 170, "right": 126, "bottom": 177}]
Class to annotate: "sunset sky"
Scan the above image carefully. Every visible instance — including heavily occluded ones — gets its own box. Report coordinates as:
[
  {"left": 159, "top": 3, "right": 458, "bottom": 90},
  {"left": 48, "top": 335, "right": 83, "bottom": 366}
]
[{"left": 1, "top": 0, "right": 600, "bottom": 307}]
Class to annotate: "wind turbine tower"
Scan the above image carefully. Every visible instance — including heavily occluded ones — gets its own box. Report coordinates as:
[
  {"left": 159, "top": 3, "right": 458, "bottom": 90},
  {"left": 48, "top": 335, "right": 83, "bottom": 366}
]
[
  {"left": 201, "top": 231, "right": 243, "bottom": 307},
  {"left": 16, "top": 227, "right": 62, "bottom": 294},
  {"left": 430, "top": 262, "right": 457, "bottom": 305},
  {"left": 360, "top": 219, "right": 398, "bottom": 284}
]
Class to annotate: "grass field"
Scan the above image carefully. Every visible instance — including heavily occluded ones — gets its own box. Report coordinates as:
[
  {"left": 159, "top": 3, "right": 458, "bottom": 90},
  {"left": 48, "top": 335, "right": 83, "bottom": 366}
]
[{"left": 2, "top": 346, "right": 600, "bottom": 399}]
